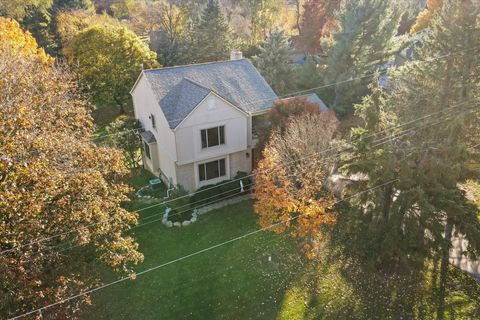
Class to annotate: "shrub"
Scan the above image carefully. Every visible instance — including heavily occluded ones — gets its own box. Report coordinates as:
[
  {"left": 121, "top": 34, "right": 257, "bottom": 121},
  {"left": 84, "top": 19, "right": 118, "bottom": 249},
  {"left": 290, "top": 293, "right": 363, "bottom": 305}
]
[
  {"left": 190, "top": 184, "right": 222, "bottom": 208},
  {"left": 190, "top": 172, "right": 253, "bottom": 208},
  {"left": 167, "top": 185, "right": 191, "bottom": 215}
]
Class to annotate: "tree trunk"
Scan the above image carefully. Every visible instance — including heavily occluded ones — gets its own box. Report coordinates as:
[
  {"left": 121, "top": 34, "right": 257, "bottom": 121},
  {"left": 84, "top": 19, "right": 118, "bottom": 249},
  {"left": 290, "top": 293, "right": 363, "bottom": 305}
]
[{"left": 436, "top": 220, "right": 453, "bottom": 320}]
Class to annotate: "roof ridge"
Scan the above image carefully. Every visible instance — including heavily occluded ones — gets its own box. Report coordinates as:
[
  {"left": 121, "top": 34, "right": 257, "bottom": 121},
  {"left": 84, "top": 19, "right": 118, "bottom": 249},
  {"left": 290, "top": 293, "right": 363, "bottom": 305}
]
[
  {"left": 143, "top": 58, "right": 249, "bottom": 72},
  {"left": 182, "top": 77, "right": 212, "bottom": 92}
]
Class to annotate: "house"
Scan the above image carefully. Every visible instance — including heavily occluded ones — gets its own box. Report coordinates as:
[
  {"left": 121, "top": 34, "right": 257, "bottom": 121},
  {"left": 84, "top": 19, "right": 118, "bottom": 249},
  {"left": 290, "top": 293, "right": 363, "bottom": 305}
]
[{"left": 130, "top": 54, "right": 328, "bottom": 192}]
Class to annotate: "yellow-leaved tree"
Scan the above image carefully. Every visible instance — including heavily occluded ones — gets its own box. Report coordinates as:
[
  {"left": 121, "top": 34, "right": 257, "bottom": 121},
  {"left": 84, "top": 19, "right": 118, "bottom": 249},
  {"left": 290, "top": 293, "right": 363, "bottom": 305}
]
[{"left": 0, "top": 18, "right": 143, "bottom": 319}]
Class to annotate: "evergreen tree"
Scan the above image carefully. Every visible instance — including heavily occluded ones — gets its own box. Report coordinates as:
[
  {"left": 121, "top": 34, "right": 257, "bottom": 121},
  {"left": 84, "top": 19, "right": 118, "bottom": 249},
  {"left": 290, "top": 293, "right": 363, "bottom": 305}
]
[
  {"left": 341, "top": 1, "right": 480, "bottom": 318},
  {"left": 321, "top": 0, "right": 402, "bottom": 115},
  {"left": 253, "top": 29, "right": 296, "bottom": 95},
  {"left": 21, "top": 5, "right": 57, "bottom": 55},
  {"left": 193, "top": 0, "right": 231, "bottom": 63},
  {"left": 296, "top": 55, "right": 323, "bottom": 91},
  {"left": 50, "top": 0, "right": 94, "bottom": 12}
]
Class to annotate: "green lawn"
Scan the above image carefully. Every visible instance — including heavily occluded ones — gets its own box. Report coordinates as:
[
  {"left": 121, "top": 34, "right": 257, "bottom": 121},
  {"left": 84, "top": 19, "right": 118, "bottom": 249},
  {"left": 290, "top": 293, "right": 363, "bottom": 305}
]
[{"left": 86, "top": 200, "right": 305, "bottom": 320}]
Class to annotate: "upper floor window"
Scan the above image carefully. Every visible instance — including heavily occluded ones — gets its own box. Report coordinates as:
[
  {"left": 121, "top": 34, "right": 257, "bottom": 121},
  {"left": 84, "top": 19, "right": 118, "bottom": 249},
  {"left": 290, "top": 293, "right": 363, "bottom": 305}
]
[
  {"left": 201, "top": 126, "right": 225, "bottom": 149},
  {"left": 150, "top": 113, "right": 156, "bottom": 129}
]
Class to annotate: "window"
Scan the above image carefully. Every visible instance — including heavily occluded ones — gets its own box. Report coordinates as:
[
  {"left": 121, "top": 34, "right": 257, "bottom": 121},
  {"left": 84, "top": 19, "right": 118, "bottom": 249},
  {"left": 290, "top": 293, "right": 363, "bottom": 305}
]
[
  {"left": 199, "top": 159, "right": 226, "bottom": 181},
  {"left": 150, "top": 114, "right": 156, "bottom": 129},
  {"left": 144, "top": 141, "right": 151, "bottom": 159},
  {"left": 201, "top": 126, "right": 225, "bottom": 148}
]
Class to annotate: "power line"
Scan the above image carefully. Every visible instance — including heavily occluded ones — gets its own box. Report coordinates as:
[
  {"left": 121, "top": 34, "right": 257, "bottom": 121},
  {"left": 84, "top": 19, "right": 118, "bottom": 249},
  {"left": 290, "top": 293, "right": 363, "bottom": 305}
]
[
  {"left": 6, "top": 102, "right": 476, "bottom": 263},
  {"left": 7, "top": 179, "right": 397, "bottom": 320},
  {"left": 87, "top": 45, "right": 480, "bottom": 141},
  {"left": 2, "top": 99, "right": 476, "bottom": 255}
]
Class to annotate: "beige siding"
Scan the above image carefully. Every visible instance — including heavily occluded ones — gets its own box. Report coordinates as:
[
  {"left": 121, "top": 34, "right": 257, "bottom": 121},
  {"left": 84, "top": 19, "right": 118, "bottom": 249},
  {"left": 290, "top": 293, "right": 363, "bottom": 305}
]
[
  {"left": 175, "top": 93, "right": 248, "bottom": 165},
  {"left": 229, "top": 150, "right": 251, "bottom": 176},
  {"left": 131, "top": 74, "right": 178, "bottom": 185},
  {"left": 143, "top": 142, "right": 159, "bottom": 175},
  {"left": 176, "top": 163, "right": 196, "bottom": 192}
]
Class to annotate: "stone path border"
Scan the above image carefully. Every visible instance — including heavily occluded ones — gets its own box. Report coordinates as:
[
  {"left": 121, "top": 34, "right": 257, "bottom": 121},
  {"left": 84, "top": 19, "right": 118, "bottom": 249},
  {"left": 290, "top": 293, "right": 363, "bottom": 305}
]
[
  {"left": 196, "top": 194, "right": 252, "bottom": 215},
  {"left": 161, "top": 194, "right": 252, "bottom": 228}
]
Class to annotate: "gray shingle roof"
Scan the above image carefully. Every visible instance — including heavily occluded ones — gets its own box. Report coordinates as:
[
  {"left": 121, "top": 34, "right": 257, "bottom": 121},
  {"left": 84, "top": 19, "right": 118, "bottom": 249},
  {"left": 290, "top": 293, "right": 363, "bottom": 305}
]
[
  {"left": 278, "top": 93, "right": 329, "bottom": 112},
  {"left": 142, "top": 59, "right": 278, "bottom": 129}
]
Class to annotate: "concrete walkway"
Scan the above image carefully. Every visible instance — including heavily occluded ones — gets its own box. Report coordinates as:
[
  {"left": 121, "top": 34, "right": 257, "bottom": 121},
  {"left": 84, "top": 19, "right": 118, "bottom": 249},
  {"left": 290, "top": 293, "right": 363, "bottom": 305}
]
[{"left": 196, "top": 194, "right": 252, "bottom": 215}]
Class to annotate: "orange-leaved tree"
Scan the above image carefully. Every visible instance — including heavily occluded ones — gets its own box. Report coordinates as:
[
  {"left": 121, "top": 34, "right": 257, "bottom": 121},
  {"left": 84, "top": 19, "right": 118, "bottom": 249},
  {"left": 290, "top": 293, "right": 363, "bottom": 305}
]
[
  {"left": 0, "top": 18, "right": 143, "bottom": 319},
  {"left": 255, "top": 97, "right": 324, "bottom": 158},
  {"left": 254, "top": 111, "right": 339, "bottom": 258},
  {"left": 297, "top": 0, "right": 341, "bottom": 54},
  {"left": 411, "top": 0, "right": 444, "bottom": 33}
]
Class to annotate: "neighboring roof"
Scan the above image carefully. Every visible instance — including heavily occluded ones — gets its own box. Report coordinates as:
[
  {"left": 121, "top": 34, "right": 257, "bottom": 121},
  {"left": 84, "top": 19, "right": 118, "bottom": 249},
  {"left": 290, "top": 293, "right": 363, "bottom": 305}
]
[
  {"left": 141, "top": 131, "right": 156, "bottom": 143},
  {"left": 141, "top": 59, "right": 278, "bottom": 129},
  {"left": 278, "top": 93, "right": 329, "bottom": 112}
]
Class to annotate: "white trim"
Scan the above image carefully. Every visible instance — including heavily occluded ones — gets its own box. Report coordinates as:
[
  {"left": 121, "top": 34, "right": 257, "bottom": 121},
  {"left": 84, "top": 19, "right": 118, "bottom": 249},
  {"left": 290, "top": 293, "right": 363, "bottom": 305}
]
[
  {"left": 129, "top": 71, "right": 144, "bottom": 95},
  {"left": 200, "top": 124, "right": 226, "bottom": 149},
  {"left": 249, "top": 108, "right": 271, "bottom": 116},
  {"left": 194, "top": 155, "right": 230, "bottom": 189}
]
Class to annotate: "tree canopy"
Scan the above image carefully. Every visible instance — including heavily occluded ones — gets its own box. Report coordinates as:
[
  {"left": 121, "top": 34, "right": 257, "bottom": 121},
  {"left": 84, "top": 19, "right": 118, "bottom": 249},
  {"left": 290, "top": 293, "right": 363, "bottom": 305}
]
[
  {"left": 0, "top": 18, "right": 143, "bottom": 318},
  {"left": 254, "top": 110, "right": 339, "bottom": 258},
  {"left": 70, "top": 23, "right": 158, "bottom": 113},
  {"left": 321, "top": 0, "right": 402, "bottom": 115},
  {"left": 253, "top": 29, "right": 296, "bottom": 95},
  {"left": 192, "top": 0, "right": 232, "bottom": 63}
]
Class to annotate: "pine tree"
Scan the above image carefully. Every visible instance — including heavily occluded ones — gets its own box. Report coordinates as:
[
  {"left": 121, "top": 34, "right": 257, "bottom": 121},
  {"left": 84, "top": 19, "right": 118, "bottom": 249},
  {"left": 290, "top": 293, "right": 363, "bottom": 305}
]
[
  {"left": 341, "top": 3, "right": 480, "bottom": 317},
  {"left": 321, "top": 0, "right": 402, "bottom": 115},
  {"left": 193, "top": 0, "right": 231, "bottom": 63},
  {"left": 296, "top": 55, "right": 323, "bottom": 91},
  {"left": 253, "top": 29, "right": 296, "bottom": 95}
]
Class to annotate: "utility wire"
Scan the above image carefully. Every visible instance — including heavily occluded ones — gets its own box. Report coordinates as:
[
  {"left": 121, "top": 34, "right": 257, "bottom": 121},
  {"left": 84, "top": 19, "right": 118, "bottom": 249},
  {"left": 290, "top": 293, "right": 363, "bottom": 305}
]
[
  {"left": 87, "top": 45, "right": 480, "bottom": 141},
  {"left": 8, "top": 179, "right": 397, "bottom": 320},
  {"left": 2, "top": 99, "right": 476, "bottom": 255},
  {"left": 8, "top": 103, "right": 477, "bottom": 261}
]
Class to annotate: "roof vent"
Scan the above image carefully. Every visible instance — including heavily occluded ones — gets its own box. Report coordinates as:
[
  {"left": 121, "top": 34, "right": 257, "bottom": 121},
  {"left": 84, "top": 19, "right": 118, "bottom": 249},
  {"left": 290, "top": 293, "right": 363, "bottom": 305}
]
[{"left": 230, "top": 50, "right": 243, "bottom": 60}]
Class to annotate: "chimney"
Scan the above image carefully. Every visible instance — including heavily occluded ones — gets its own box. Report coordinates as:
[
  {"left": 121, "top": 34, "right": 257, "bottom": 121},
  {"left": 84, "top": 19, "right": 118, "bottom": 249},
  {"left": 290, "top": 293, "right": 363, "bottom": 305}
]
[{"left": 230, "top": 50, "right": 243, "bottom": 60}]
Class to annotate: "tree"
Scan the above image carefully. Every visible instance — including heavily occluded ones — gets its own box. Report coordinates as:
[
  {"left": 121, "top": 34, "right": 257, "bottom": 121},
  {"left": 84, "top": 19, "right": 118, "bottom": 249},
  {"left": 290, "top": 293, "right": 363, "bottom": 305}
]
[
  {"left": 297, "top": 0, "right": 340, "bottom": 54},
  {"left": 155, "top": 1, "right": 190, "bottom": 66},
  {"left": 20, "top": 5, "right": 57, "bottom": 54},
  {"left": 18, "top": 0, "right": 95, "bottom": 56},
  {"left": 193, "top": 0, "right": 231, "bottom": 63},
  {"left": 70, "top": 24, "right": 158, "bottom": 114},
  {"left": 254, "top": 111, "right": 339, "bottom": 258},
  {"left": 105, "top": 116, "right": 143, "bottom": 169},
  {"left": 0, "top": 18, "right": 143, "bottom": 318},
  {"left": 56, "top": 10, "right": 117, "bottom": 56},
  {"left": 411, "top": 0, "right": 444, "bottom": 33},
  {"left": 0, "top": 0, "right": 51, "bottom": 18},
  {"left": 341, "top": 1, "right": 480, "bottom": 317},
  {"left": 50, "top": 0, "right": 95, "bottom": 12},
  {"left": 321, "top": 0, "right": 402, "bottom": 115},
  {"left": 253, "top": 29, "right": 296, "bottom": 95},
  {"left": 255, "top": 97, "right": 324, "bottom": 156},
  {"left": 110, "top": 0, "right": 135, "bottom": 19},
  {"left": 296, "top": 55, "right": 323, "bottom": 90},
  {"left": 246, "top": 0, "right": 281, "bottom": 44}
]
